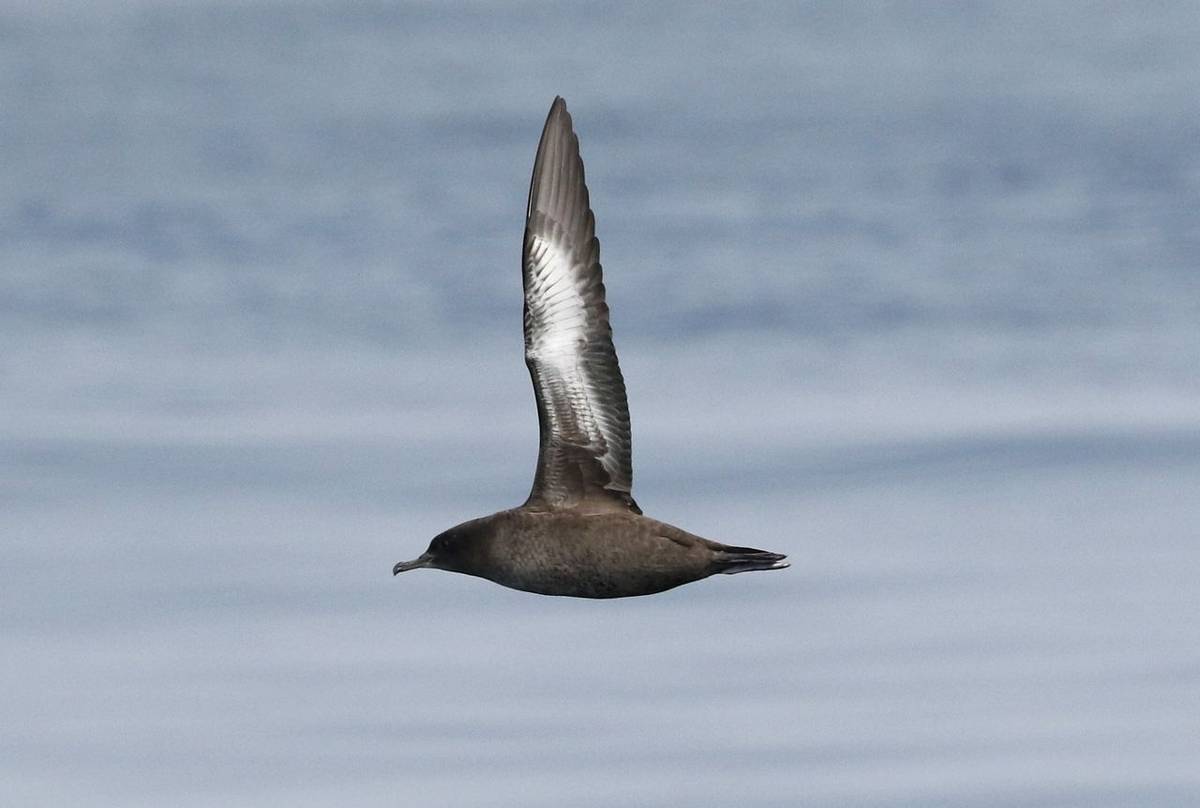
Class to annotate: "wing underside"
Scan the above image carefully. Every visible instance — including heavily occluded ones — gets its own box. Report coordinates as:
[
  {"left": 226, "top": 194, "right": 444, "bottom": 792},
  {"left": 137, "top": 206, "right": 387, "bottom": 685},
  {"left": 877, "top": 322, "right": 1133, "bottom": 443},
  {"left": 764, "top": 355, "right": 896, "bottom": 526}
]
[{"left": 522, "top": 97, "right": 639, "bottom": 514}]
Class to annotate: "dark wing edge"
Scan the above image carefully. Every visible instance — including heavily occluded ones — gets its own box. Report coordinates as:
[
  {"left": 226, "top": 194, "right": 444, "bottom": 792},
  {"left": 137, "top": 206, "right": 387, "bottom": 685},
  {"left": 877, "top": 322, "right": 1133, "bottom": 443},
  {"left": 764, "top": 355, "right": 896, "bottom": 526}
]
[{"left": 521, "top": 97, "right": 640, "bottom": 515}]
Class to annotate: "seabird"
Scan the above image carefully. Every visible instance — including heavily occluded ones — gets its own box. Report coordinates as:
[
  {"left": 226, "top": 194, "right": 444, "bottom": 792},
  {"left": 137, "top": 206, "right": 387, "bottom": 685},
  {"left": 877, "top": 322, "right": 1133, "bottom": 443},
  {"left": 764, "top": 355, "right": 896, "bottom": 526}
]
[{"left": 393, "top": 97, "right": 789, "bottom": 598}]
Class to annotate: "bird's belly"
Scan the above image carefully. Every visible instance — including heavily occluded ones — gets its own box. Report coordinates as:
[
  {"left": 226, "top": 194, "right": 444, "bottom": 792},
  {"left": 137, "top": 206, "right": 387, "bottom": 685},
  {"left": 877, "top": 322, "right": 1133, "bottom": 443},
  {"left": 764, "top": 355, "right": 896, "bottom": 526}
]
[{"left": 476, "top": 525, "right": 709, "bottom": 599}]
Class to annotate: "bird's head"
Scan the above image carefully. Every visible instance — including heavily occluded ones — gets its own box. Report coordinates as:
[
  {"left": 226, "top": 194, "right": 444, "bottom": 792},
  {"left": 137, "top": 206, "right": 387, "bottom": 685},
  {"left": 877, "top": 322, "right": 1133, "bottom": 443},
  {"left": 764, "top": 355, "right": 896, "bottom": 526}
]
[{"left": 392, "top": 522, "right": 477, "bottom": 576}]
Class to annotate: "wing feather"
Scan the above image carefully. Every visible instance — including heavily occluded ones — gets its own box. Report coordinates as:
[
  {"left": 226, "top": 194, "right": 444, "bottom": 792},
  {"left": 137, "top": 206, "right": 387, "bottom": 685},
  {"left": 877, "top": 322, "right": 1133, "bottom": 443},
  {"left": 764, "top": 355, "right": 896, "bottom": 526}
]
[{"left": 522, "top": 98, "right": 639, "bottom": 514}]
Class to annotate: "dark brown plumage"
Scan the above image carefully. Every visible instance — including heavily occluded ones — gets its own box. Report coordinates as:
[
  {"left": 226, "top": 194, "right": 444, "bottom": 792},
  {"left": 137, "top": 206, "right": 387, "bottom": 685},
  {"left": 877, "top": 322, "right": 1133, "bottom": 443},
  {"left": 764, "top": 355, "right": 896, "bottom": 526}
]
[{"left": 392, "top": 97, "right": 788, "bottom": 598}]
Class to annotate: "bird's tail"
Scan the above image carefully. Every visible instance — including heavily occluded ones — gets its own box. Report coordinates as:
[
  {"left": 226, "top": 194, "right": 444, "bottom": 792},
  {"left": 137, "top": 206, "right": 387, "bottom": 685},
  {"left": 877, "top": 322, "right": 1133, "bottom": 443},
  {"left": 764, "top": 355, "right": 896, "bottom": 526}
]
[{"left": 712, "top": 544, "right": 789, "bottom": 574}]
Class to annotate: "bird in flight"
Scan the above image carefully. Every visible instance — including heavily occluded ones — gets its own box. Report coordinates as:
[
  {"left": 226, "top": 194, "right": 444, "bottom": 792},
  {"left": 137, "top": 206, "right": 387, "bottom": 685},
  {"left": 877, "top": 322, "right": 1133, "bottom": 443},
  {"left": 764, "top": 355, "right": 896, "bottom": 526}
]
[{"left": 393, "top": 97, "right": 788, "bottom": 598}]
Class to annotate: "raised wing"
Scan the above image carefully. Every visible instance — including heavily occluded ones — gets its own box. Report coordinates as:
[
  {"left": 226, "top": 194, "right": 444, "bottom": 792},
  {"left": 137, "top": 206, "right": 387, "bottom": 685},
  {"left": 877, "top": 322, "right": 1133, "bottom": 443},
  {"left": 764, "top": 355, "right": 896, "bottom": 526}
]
[{"left": 522, "top": 97, "right": 640, "bottom": 514}]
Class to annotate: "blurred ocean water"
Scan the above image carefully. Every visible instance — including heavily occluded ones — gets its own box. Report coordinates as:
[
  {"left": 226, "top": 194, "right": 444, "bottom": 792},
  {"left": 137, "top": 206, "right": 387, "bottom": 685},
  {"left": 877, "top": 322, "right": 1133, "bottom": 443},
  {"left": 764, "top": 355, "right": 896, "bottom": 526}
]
[{"left": 3, "top": 2, "right": 1199, "bottom": 806}]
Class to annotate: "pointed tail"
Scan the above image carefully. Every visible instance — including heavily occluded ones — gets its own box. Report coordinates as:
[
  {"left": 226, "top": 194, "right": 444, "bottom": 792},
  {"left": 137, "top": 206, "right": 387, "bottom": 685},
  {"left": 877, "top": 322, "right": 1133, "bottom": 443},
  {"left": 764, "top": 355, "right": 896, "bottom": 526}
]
[{"left": 713, "top": 544, "right": 790, "bottom": 575}]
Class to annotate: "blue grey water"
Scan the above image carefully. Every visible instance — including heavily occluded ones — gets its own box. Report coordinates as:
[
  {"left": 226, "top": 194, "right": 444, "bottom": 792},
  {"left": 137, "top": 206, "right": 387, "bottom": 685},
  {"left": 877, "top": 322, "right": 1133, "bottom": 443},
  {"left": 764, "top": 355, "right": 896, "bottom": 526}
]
[{"left": 3, "top": 2, "right": 1200, "bottom": 805}]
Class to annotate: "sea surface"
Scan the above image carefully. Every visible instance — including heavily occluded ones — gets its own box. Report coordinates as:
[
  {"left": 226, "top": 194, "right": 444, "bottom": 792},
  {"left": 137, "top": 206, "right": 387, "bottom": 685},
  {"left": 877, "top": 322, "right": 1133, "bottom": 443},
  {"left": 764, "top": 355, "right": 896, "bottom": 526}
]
[{"left": 3, "top": 2, "right": 1200, "bottom": 806}]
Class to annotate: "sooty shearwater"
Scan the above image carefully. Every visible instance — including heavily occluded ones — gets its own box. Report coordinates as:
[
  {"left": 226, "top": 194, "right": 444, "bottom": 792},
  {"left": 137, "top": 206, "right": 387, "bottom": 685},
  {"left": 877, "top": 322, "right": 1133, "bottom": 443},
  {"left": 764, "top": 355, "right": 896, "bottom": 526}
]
[{"left": 392, "top": 97, "right": 789, "bottom": 598}]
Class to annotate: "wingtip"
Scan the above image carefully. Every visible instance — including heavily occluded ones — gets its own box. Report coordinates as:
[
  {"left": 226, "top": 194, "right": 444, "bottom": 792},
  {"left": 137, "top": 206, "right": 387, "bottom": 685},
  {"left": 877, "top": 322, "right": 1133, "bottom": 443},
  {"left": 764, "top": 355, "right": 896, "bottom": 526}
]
[{"left": 547, "top": 96, "right": 571, "bottom": 124}]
